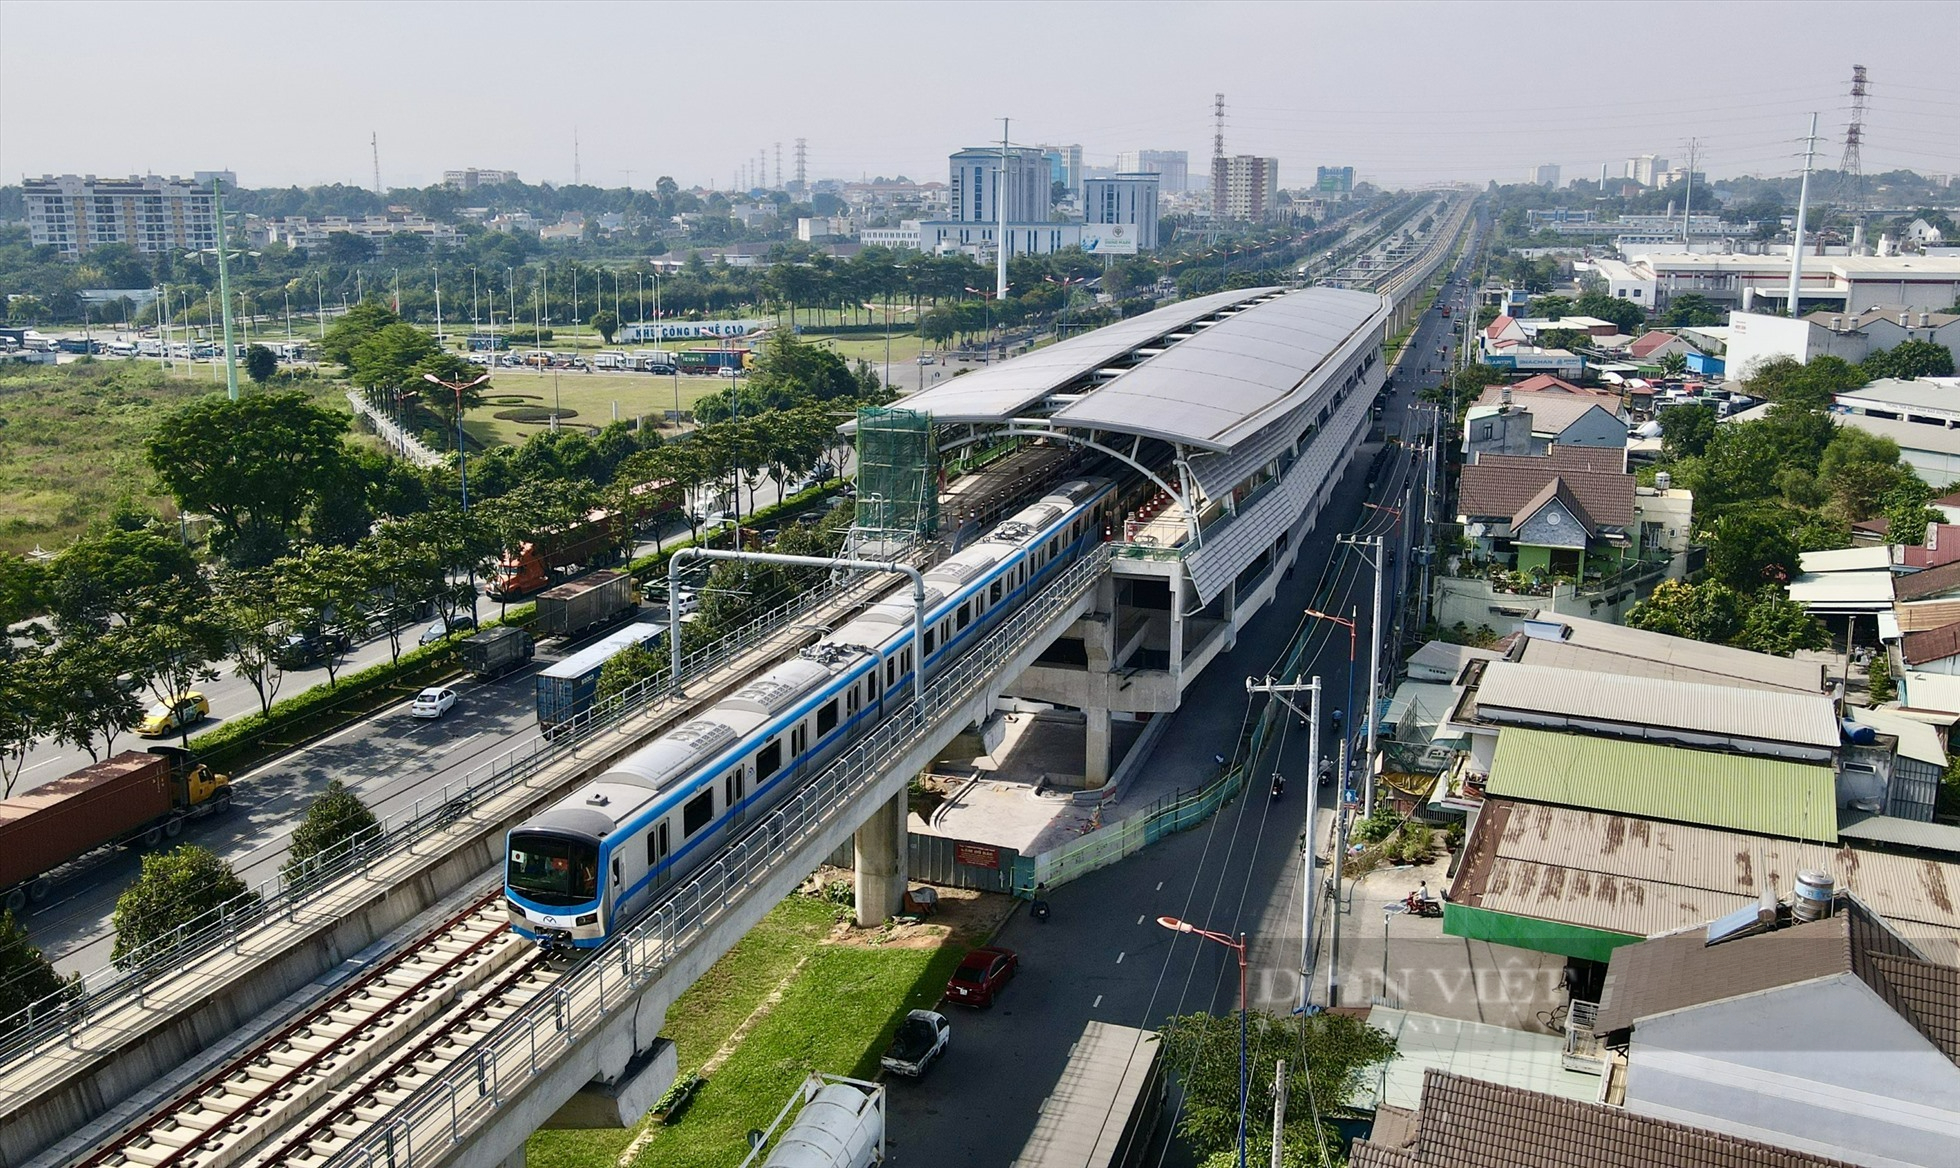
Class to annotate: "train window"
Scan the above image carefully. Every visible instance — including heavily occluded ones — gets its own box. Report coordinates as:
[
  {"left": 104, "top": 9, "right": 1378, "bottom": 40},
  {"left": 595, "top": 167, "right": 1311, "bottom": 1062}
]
[
  {"left": 956, "top": 603, "right": 971, "bottom": 632},
  {"left": 725, "top": 769, "right": 745, "bottom": 808},
  {"left": 648, "top": 821, "right": 670, "bottom": 867},
  {"left": 819, "top": 699, "right": 840, "bottom": 735},
  {"left": 990, "top": 580, "right": 1003, "bottom": 605},
  {"left": 886, "top": 657, "right": 896, "bottom": 687},
  {"left": 683, "top": 791, "right": 713, "bottom": 838},
  {"left": 758, "top": 739, "right": 783, "bottom": 780},
  {"left": 1050, "top": 537, "right": 1060, "bottom": 558},
  {"left": 924, "top": 628, "right": 936, "bottom": 655}
]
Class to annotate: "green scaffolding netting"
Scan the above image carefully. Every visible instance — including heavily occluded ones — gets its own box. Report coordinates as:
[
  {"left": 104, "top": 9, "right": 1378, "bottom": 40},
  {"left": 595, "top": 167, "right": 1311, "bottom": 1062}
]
[{"left": 852, "top": 406, "right": 938, "bottom": 551}]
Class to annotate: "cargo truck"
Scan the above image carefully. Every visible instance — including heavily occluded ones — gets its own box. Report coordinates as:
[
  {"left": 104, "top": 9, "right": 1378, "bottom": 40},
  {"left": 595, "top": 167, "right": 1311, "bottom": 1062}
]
[
  {"left": 0, "top": 747, "right": 232, "bottom": 913},
  {"left": 490, "top": 479, "right": 680, "bottom": 598},
  {"left": 534, "top": 569, "right": 636, "bottom": 639},
  {"left": 460, "top": 627, "right": 535, "bottom": 679},
  {"left": 535, "top": 622, "right": 664, "bottom": 731}
]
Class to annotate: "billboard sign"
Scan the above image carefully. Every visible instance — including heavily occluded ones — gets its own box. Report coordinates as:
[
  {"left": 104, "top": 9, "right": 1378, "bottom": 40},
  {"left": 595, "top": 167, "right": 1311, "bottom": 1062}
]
[
  {"left": 621, "top": 319, "right": 767, "bottom": 343},
  {"left": 1080, "top": 224, "right": 1139, "bottom": 256}
]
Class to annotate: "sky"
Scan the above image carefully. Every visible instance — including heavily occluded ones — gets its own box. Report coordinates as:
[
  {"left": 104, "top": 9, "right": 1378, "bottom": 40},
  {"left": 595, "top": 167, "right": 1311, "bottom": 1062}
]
[{"left": 2, "top": 0, "right": 1957, "bottom": 194}]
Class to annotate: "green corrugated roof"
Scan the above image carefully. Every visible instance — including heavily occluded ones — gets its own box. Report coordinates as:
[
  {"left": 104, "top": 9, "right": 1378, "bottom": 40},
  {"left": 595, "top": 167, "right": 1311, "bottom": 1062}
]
[{"left": 1486, "top": 727, "right": 1839, "bottom": 842}]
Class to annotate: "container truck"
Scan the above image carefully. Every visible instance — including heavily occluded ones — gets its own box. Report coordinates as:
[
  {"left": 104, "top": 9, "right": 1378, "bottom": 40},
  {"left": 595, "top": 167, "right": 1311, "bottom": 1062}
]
[
  {"left": 534, "top": 569, "right": 636, "bottom": 639},
  {"left": 535, "top": 622, "right": 664, "bottom": 731},
  {"left": 0, "top": 747, "right": 231, "bottom": 913},
  {"left": 675, "top": 347, "right": 750, "bottom": 373},
  {"left": 460, "top": 627, "right": 535, "bottom": 679},
  {"left": 490, "top": 479, "right": 680, "bottom": 598}
]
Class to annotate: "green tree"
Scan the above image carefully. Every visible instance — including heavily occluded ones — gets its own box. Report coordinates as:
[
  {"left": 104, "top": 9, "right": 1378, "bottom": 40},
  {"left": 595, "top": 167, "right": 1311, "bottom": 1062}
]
[
  {"left": 123, "top": 580, "right": 227, "bottom": 746},
  {"left": 1626, "top": 579, "right": 1747, "bottom": 644},
  {"left": 596, "top": 642, "right": 663, "bottom": 702},
  {"left": 1704, "top": 505, "right": 1803, "bottom": 591},
  {"left": 1156, "top": 1009, "right": 1395, "bottom": 1164},
  {"left": 1659, "top": 293, "right": 1725, "bottom": 328},
  {"left": 1733, "top": 590, "right": 1830, "bottom": 656},
  {"left": 243, "top": 343, "right": 278, "bottom": 384},
  {"left": 110, "top": 845, "right": 258, "bottom": 969},
  {"left": 0, "top": 650, "right": 52, "bottom": 797},
  {"left": 0, "top": 910, "right": 69, "bottom": 1035},
  {"left": 146, "top": 390, "right": 352, "bottom": 562},
  {"left": 1657, "top": 350, "right": 1689, "bottom": 377},
  {"left": 274, "top": 545, "right": 374, "bottom": 687},
  {"left": 1572, "top": 291, "right": 1644, "bottom": 332},
  {"left": 217, "top": 567, "right": 289, "bottom": 716},
  {"left": 282, "top": 780, "right": 379, "bottom": 884},
  {"left": 589, "top": 309, "right": 619, "bottom": 345},
  {"left": 1868, "top": 651, "right": 1896, "bottom": 704},
  {"left": 320, "top": 298, "right": 400, "bottom": 366},
  {"left": 1526, "top": 294, "right": 1572, "bottom": 319},
  {"left": 1658, "top": 403, "right": 1716, "bottom": 459},
  {"left": 1863, "top": 339, "right": 1955, "bottom": 380},
  {"left": 42, "top": 526, "right": 200, "bottom": 637}
]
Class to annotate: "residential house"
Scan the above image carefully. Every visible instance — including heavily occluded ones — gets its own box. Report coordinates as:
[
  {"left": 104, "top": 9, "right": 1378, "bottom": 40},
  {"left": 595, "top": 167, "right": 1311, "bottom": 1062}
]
[
  {"left": 1457, "top": 446, "right": 1636, "bottom": 578},
  {"left": 1893, "top": 522, "right": 1960, "bottom": 569},
  {"left": 1351, "top": 1070, "right": 1866, "bottom": 1168},
  {"left": 1626, "top": 329, "right": 1696, "bottom": 364},
  {"left": 1463, "top": 391, "right": 1628, "bottom": 461},
  {"left": 1592, "top": 898, "right": 1960, "bottom": 1168},
  {"left": 1501, "top": 373, "right": 1618, "bottom": 400},
  {"left": 1787, "top": 544, "right": 1896, "bottom": 616}
]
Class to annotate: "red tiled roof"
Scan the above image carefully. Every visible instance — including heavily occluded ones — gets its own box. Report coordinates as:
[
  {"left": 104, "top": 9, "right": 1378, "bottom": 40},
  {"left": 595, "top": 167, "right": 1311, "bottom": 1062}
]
[
  {"left": 1510, "top": 374, "right": 1599, "bottom": 396},
  {"left": 1901, "top": 620, "right": 1960, "bottom": 666},
  {"left": 1628, "top": 330, "right": 1682, "bottom": 358},
  {"left": 1460, "top": 447, "right": 1636, "bottom": 529},
  {"left": 1894, "top": 558, "right": 1960, "bottom": 601},
  {"left": 1349, "top": 1071, "right": 1863, "bottom": 1168},
  {"left": 1484, "top": 314, "right": 1517, "bottom": 339}
]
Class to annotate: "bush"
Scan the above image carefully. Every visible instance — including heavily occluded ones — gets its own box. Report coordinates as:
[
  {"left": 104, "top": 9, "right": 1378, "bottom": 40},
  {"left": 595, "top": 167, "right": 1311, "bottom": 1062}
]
[
  {"left": 0, "top": 910, "right": 70, "bottom": 1034},
  {"left": 111, "top": 845, "right": 258, "bottom": 968},
  {"left": 284, "top": 780, "right": 380, "bottom": 884}
]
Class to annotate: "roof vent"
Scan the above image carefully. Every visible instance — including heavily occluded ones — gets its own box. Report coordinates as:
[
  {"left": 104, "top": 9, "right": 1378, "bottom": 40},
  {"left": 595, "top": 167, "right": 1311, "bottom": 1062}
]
[
  {"left": 586, "top": 792, "right": 611, "bottom": 807},
  {"left": 1792, "top": 870, "right": 1835, "bottom": 922}
]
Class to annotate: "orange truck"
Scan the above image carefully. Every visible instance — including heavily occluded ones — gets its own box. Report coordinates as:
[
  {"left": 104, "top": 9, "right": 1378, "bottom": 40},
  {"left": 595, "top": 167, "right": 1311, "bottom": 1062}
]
[{"left": 490, "top": 480, "right": 680, "bottom": 598}]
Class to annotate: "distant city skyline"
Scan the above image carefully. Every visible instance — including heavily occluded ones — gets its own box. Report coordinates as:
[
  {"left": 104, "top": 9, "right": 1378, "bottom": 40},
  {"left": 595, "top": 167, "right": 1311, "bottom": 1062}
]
[{"left": 3, "top": 1, "right": 1955, "bottom": 195}]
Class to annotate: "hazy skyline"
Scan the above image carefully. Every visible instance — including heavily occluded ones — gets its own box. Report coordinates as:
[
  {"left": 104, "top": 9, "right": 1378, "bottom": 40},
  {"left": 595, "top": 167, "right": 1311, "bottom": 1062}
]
[{"left": 3, "top": 0, "right": 1956, "bottom": 194}]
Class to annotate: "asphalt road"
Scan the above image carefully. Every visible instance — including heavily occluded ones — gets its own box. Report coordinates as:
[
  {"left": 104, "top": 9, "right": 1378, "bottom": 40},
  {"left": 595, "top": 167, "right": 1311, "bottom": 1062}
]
[
  {"left": 884, "top": 232, "right": 1486, "bottom": 1167},
  {"left": 24, "top": 612, "right": 672, "bottom": 976}
]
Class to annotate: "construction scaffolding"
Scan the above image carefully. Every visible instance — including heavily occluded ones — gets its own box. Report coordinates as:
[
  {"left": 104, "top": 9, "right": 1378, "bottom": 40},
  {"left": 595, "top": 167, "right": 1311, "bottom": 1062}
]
[{"left": 851, "top": 406, "right": 939, "bottom": 558}]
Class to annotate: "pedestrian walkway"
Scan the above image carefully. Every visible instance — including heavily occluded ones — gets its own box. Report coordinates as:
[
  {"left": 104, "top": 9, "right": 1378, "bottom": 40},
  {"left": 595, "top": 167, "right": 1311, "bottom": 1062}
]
[{"left": 345, "top": 390, "right": 444, "bottom": 467}]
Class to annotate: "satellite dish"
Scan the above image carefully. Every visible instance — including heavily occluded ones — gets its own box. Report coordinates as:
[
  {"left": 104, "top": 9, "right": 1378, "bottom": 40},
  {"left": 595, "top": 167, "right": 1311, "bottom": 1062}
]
[{"left": 1468, "top": 523, "right": 1488, "bottom": 538}]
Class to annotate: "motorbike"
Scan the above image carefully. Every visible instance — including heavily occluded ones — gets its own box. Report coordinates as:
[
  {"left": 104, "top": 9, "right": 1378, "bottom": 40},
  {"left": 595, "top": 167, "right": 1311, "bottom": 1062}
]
[
  {"left": 1318, "top": 757, "right": 1335, "bottom": 785},
  {"left": 1270, "top": 772, "right": 1286, "bottom": 800},
  {"left": 1403, "top": 885, "right": 1444, "bottom": 919}
]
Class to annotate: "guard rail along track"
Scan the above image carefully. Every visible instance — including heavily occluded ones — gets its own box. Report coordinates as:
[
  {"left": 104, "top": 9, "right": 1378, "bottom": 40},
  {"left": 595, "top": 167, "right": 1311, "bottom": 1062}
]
[
  {"left": 72, "top": 890, "right": 538, "bottom": 1168},
  {"left": 0, "top": 567, "right": 904, "bottom": 1072},
  {"left": 312, "top": 545, "right": 1112, "bottom": 1168}
]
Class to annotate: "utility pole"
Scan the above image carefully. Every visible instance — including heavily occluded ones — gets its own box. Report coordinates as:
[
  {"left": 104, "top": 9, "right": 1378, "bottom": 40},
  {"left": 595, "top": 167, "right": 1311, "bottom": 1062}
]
[
  {"left": 211, "top": 178, "right": 239, "bottom": 401},
  {"left": 997, "top": 117, "right": 1011, "bottom": 304},
  {"left": 1246, "top": 675, "right": 1321, "bottom": 1010},
  {"left": 1789, "top": 113, "right": 1820, "bottom": 319},
  {"left": 1270, "top": 1060, "right": 1287, "bottom": 1168},
  {"left": 1679, "top": 137, "right": 1699, "bottom": 246},
  {"left": 1338, "top": 534, "right": 1387, "bottom": 818}
]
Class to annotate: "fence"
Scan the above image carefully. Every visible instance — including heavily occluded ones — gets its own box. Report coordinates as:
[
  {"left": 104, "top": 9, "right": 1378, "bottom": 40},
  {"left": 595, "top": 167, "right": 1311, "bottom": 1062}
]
[
  {"left": 321, "top": 546, "right": 1112, "bottom": 1167},
  {"left": 0, "top": 567, "right": 897, "bottom": 1069}
]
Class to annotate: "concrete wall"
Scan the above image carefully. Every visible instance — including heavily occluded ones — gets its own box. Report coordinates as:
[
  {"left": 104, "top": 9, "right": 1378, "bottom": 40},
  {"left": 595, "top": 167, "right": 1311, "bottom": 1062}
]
[{"left": 1624, "top": 974, "right": 1960, "bottom": 1168}]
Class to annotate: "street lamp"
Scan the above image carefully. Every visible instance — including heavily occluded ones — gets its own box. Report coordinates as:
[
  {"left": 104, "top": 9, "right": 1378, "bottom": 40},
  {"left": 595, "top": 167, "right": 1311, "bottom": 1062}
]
[
  {"left": 1045, "top": 273, "right": 1084, "bottom": 338},
  {"left": 423, "top": 371, "right": 492, "bottom": 512},
  {"left": 1158, "top": 916, "right": 1250, "bottom": 1168},
  {"left": 963, "top": 285, "right": 1004, "bottom": 363}
]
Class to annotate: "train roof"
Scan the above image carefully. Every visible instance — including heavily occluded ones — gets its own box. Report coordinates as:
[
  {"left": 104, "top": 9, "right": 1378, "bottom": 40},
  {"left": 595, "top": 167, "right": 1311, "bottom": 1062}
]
[
  {"left": 722, "top": 659, "right": 836, "bottom": 716},
  {"left": 520, "top": 806, "right": 615, "bottom": 843}
]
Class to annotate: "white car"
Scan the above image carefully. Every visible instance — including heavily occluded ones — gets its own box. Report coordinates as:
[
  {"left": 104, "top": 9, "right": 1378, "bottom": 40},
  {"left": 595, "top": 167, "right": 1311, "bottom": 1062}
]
[
  {"left": 410, "top": 687, "right": 458, "bottom": 719},
  {"left": 671, "top": 589, "right": 700, "bottom": 616}
]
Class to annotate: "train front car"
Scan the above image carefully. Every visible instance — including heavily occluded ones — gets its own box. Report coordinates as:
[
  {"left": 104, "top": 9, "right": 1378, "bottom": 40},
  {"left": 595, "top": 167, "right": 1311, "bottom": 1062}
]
[{"left": 505, "top": 809, "right": 611, "bottom": 952}]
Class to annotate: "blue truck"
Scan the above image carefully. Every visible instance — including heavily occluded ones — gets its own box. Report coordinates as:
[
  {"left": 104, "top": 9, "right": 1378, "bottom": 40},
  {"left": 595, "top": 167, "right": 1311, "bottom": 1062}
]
[{"left": 535, "top": 623, "right": 664, "bottom": 732}]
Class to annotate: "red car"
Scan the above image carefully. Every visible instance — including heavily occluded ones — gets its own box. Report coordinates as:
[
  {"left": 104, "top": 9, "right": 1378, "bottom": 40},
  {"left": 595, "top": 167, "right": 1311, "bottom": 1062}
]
[{"left": 945, "top": 946, "right": 1019, "bottom": 1007}]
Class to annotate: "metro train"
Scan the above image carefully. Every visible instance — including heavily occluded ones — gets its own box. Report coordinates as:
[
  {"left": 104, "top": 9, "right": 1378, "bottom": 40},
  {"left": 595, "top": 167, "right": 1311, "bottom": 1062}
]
[{"left": 505, "top": 476, "right": 1117, "bottom": 950}]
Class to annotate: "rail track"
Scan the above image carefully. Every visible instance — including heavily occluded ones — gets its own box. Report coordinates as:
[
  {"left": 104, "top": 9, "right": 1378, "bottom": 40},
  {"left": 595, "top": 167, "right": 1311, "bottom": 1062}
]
[{"left": 76, "top": 889, "right": 557, "bottom": 1168}]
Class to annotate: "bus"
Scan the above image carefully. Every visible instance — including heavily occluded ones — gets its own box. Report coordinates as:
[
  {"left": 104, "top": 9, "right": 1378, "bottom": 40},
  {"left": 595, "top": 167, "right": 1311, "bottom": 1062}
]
[{"left": 1011, "top": 1022, "right": 1164, "bottom": 1168}]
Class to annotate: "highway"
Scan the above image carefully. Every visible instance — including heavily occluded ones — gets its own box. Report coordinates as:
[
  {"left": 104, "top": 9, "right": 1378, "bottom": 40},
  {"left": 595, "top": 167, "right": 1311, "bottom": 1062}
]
[
  {"left": 23, "top": 611, "right": 669, "bottom": 976},
  {"left": 885, "top": 221, "right": 1488, "bottom": 1167}
]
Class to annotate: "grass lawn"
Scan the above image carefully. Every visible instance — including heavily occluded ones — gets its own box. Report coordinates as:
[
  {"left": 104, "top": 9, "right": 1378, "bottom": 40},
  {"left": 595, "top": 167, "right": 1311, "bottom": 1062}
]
[
  {"left": 0, "top": 361, "right": 344, "bottom": 555},
  {"left": 464, "top": 371, "right": 730, "bottom": 447},
  {"left": 526, "top": 890, "right": 989, "bottom": 1168}
]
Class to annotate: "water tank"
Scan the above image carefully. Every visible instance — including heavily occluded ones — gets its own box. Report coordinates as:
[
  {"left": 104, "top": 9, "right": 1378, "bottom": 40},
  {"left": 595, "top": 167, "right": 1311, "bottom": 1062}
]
[
  {"left": 763, "top": 1081, "right": 883, "bottom": 1168},
  {"left": 1654, "top": 471, "right": 1672, "bottom": 491},
  {"left": 1792, "top": 870, "right": 1836, "bottom": 922}
]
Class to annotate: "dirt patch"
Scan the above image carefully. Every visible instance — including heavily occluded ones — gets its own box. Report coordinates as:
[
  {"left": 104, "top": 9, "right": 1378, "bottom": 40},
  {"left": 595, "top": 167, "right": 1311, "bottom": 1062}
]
[{"left": 802, "top": 866, "right": 1018, "bottom": 951}]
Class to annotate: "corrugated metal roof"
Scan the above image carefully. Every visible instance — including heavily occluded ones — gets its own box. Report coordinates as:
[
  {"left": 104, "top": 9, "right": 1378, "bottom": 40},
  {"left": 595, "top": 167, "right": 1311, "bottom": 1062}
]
[
  {"left": 1047, "top": 287, "right": 1387, "bottom": 451},
  {"left": 1476, "top": 663, "right": 1841, "bottom": 749},
  {"left": 1515, "top": 639, "right": 1812, "bottom": 692},
  {"left": 1526, "top": 611, "right": 1827, "bottom": 692},
  {"left": 1798, "top": 545, "right": 1893, "bottom": 573},
  {"left": 1485, "top": 727, "right": 1839, "bottom": 839},
  {"left": 1837, "top": 810, "right": 1960, "bottom": 854},
  {"left": 1449, "top": 799, "right": 1960, "bottom": 965},
  {"left": 1786, "top": 569, "right": 1895, "bottom": 610},
  {"left": 879, "top": 287, "right": 1272, "bottom": 424},
  {"left": 1848, "top": 705, "right": 1949, "bottom": 768}
]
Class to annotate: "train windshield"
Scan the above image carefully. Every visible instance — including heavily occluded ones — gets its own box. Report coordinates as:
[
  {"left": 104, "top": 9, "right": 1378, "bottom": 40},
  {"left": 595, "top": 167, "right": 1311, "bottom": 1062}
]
[{"left": 507, "top": 832, "right": 599, "bottom": 907}]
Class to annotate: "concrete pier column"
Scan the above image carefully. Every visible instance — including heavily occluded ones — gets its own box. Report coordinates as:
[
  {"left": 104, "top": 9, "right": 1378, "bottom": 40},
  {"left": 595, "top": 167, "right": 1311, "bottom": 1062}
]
[
  {"left": 1084, "top": 707, "right": 1112, "bottom": 788},
  {"left": 853, "top": 790, "right": 908, "bottom": 926}
]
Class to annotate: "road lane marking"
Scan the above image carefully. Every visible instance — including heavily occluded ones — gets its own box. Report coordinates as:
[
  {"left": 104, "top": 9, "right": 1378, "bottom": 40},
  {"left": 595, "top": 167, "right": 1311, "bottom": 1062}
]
[
  {"left": 20, "top": 755, "right": 66, "bottom": 774},
  {"left": 1092, "top": 995, "right": 1102, "bottom": 1009},
  {"left": 1116, "top": 951, "right": 1125, "bottom": 964},
  {"left": 1155, "top": 881, "right": 1163, "bottom": 891},
  {"left": 1136, "top": 914, "right": 1145, "bottom": 925},
  {"left": 438, "top": 732, "right": 483, "bottom": 756}
]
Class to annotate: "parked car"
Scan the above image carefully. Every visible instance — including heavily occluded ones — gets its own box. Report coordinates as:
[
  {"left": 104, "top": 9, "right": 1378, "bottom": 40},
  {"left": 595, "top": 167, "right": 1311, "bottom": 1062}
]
[
  {"left": 945, "top": 946, "right": 1018, "bottom": 1007},
  {"left": 138, "top": 691, "right": 210, "bottom": 738},
  {"left": 419, "top": 615, "right": 477, "bottom": 645},
  {"left": 880, "top": 1010, "right": 950, "bottom": 1078},
  {"left": 410, "top": 686, "right": 459, "bottom": 719}
]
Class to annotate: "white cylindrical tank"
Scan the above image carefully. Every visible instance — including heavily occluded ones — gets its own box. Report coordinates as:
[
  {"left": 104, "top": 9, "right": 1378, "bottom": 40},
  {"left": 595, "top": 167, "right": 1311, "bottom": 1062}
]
[
  {"left": 762, "top": 1081, "right": 883, "bottom": 1168},
  {"left": 1792, "top": 869, "right": 1836, "bottom": 922}
]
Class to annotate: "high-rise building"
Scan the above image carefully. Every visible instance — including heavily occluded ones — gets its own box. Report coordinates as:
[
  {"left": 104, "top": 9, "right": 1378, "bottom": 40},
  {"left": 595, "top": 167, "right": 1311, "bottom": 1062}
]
[
  {"left": 1315, "top": 166, "right": 1355, "bottom": 195},
  {"left": 1530, "top": 164, "right": 1561, "bottom": 188},
  {"left": 22, "top": 174, "right": 217, "bottom": 258},
  {"left": 1117, "top": 150, "right": 1190, "bottom": 194},
  {"left": 1084, "top": 173, "right": 1160, "bottom": 251},
  {"left": 442, "top": 168, "right": 520, "bottom": 190},
  {"left": 1624, "top": 155, "right": 1668, "bottom": 187},
  {"left": 949, "top": 146, "right": 1051, "bottom": 224},
  {"left": 1035, "top": 143, "right": 1084, "bottom": 198},
  {"left": 1215, "top": 156, "right": 1280, "bottom": 220}
]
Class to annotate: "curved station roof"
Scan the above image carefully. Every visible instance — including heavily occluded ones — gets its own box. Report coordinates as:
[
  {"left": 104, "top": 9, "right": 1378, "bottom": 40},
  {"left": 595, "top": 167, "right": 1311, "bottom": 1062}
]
[{"left": 884, "top": 286, "right": 1388, "bottom": 453}]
